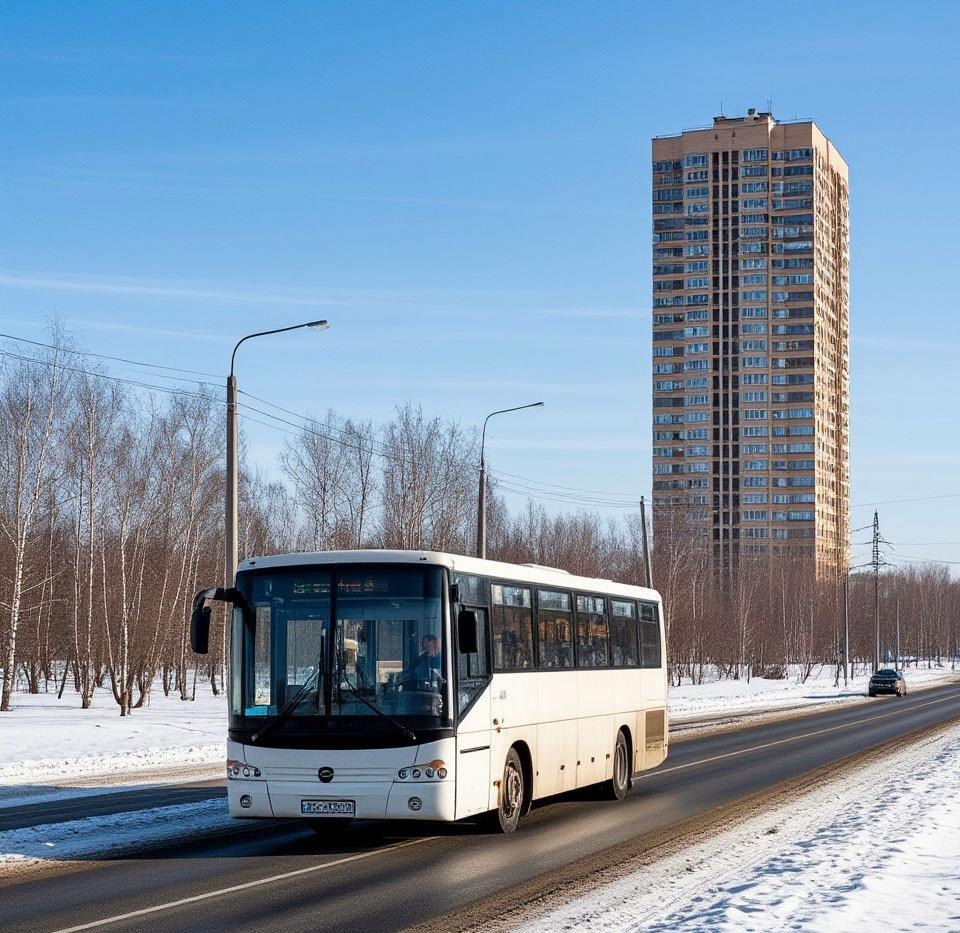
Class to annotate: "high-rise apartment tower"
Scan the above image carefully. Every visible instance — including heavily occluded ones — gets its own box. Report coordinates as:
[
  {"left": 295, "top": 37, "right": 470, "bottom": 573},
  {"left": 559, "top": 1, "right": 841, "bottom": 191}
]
[{"left": 651, "top": 110, "right": 850, "bottom": 578}]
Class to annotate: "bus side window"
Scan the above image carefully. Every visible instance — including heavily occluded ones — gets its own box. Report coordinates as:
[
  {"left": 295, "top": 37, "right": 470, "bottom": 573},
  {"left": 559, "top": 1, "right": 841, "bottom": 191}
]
[
  {"left": 639, "top": 602, "right": 662, "bottom": 668},
  {"left": 454, "top": 573, "right": 489, "bottom": 608},
  {"left": 576, "top": 595, "right": 610, "bottom": 668},
  {"left": 537, "top": 590, "right": 574, "bottom": 669},
  {"left": 610, "top": 599, "right": 639, "bottom": 667},
  {"left": 491, "top": 584, "right": 533, "bottom": 671}
]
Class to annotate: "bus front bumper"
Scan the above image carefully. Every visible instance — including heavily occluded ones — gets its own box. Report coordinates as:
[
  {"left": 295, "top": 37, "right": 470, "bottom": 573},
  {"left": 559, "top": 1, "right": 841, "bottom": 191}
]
[{"left": 228, "top": 778, "right": 456, "bottom": 822}]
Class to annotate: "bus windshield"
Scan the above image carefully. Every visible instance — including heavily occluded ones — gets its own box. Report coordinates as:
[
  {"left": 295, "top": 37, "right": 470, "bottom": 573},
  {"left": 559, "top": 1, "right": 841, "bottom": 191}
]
[{"left": 232, "top": 565, "right": 450, "bottom": 730}]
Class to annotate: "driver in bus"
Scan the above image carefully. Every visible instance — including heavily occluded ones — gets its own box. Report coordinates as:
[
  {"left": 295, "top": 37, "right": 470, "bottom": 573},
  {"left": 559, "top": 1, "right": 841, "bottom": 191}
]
[{"left": 410, "top": 633, "right": 442, "bottom": 686}]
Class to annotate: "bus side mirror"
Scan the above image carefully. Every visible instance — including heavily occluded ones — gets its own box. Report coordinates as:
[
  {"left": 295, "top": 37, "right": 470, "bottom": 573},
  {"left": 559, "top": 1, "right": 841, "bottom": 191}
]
[
  {"left": 191, "top": 588, "right": 217, "bottom": 654},
  {"left": 191, "top": 586, "right": 250, "bottom": 655},
  {"left": 458, "top": 609, "right": 479, "bottom": 654}
]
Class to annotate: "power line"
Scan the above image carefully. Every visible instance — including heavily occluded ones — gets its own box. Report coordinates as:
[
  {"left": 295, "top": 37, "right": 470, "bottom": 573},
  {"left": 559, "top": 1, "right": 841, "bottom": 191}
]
[
  {"left": 0, "top": 349, "right": 222, "bottom": 403},
  {"left": 0, "top": 331, "right": 222, "bottom": 379},
  {"left": 853, "top": 491, "right": 960, "bottom": 509},
  {"left": 495, "top": 469, "right": 643, "bottom": 500}
]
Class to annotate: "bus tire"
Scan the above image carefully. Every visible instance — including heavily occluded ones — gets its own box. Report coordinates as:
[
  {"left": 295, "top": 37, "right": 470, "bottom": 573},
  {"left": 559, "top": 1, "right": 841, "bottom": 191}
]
[
  {"left": 488, "top": 747, "right": 524, "bottom": 834},
  {"left": 601, "top": 730, "right": 630, "bottom": 801}
]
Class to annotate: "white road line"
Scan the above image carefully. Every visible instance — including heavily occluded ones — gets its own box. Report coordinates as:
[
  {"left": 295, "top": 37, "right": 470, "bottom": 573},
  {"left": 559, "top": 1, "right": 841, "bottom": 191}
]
[
  {"left": 52, "top": 836, "right": 435, "bottom": 933},
  {"left": 649, "top": 691, "right": 960, "bottom": 777}
]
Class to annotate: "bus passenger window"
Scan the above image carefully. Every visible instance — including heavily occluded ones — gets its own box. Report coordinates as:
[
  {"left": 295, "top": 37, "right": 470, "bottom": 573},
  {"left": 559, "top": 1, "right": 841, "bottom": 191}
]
[
  {"left": 537, "top": 590, "right": 574, "bottom": 669},
  {"left": 576, "top": 595, "right": 609, "bottom": 668},
  {"left": 609, "top": 600, "right": 639, "bottom": 667},
  {"left": 639, "top": 602, "right": 662, "bottom": 668},
  {"left": 491, "top": 584, "right": 533, "bottom": 671}
]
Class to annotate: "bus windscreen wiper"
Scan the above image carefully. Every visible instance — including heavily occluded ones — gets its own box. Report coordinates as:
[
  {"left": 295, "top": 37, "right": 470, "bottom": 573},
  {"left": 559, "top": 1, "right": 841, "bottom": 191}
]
[
  {"left": 336, "top": 676, "right": 418, "bottom": 745},
  {"left": 250, "top": 667, "right": 320, "bottom": 746}
]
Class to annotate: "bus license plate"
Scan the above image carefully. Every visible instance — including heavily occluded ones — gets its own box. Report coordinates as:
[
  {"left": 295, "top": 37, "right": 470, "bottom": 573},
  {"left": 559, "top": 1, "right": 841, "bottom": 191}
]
[{"left": 300, "top": 799, "right": 356, "bottom": 816}]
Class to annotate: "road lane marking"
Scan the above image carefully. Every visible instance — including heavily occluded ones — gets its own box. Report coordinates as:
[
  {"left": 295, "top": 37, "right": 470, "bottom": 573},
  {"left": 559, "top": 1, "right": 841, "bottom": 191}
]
[
  {"left": 52, "top": 836, "right": 436, "bottom": 932},
  {"left": 649, "top": 691, "right": 960, "bottom": 778}
]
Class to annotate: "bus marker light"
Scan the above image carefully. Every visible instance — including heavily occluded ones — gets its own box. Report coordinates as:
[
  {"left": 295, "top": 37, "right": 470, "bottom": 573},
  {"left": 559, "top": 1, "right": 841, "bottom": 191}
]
[
  {"left": 240, "top": 795, "right": 252, "bottom": 809},
  {"left": 408, "top": 797, "right": 422, "bottom": 811}
]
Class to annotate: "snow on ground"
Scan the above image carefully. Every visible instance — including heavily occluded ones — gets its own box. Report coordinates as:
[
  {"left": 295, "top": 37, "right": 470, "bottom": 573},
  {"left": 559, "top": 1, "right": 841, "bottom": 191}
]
[
  {"left": 521, "top": 724, "right": 960, "bottom": 932},
  {"left": 0, "top": 800, "right": 235, "bottom": 875},
  {"left": 668, "top": 662, "right": 958, "bottom": 721},
  {"left": 1, "top": 681, "right": 226, "bottom": 795}
]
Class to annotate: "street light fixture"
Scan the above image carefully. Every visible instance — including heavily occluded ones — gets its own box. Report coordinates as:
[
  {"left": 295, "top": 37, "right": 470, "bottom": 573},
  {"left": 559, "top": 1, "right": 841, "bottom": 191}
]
[
  {"left": 477, "top": 402, "right": 544, "bottom": 559},
  {"left": 225, "top": 320, "right": 331, "bottom": 585}
]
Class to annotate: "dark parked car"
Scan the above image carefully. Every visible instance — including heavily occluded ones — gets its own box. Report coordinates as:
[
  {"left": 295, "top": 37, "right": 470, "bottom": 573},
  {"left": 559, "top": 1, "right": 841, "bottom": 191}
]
[{"left": 868, "top": 668, "right": 907, "bottom": 697}]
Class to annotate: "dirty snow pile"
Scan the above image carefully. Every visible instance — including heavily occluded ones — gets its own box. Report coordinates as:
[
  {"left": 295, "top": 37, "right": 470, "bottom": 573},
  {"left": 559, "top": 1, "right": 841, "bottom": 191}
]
[
  {"left": 522, "top": 724, "right": 960, "bottom": 931},
  {"left": 668, "top": 662, "right": 957, "bottom": 721}
]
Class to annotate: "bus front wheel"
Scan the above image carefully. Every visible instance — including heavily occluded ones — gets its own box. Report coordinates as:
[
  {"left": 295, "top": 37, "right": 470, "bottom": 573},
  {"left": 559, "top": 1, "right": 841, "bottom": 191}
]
[{"left": 489, "top": 747, "right": 524, "bottom": 834}]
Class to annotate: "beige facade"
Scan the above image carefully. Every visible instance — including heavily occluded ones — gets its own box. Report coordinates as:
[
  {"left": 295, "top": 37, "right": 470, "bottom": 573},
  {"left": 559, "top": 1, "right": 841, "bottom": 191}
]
[{"left": 651, "top": 111, "right": 850, "bottom": 578}]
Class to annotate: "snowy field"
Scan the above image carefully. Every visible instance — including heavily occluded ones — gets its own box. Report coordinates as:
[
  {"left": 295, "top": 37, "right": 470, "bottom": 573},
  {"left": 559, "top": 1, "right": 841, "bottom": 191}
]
[
  {"left": 1, "top": 681, "right": 226, "bottom": 797},
  {"left": 521, "top": 723, "right": 960, "bottom": 932}
]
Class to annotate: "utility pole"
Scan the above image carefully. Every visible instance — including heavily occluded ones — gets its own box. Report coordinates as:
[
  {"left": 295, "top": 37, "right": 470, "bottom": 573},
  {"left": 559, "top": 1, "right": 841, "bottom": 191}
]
[
  {"left": 639, "top": 496, "right": 653, "bottom": 588},
  {"left": 843, "top": 571, "right": 850, "bottom": 688},
  {"left": 871, "top": 509, "right": 881, "bottom": 671}
]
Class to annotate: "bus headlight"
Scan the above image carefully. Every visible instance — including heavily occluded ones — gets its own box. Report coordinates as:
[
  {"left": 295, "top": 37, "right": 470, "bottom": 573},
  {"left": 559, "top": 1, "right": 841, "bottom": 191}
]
[
  {"left": 227, "top": 759, "right": 261, "bottom": 779},
  {"left": 398, "top": 768, "right": 409, "bottom": 780}
]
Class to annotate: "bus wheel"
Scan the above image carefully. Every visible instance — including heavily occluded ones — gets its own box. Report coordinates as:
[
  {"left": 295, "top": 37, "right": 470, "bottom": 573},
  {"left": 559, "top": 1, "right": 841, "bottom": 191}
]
[
  {"left": 490, "top": 747, "right": 524, "bottom": 834},
  {"left": 601, "top": 730, "right": 630, "bottom": 800}
]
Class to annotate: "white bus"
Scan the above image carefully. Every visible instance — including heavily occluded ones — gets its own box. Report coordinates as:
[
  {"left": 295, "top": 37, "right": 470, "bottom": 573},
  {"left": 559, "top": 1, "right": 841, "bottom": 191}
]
[{"left": 192, "top": 550, "right": 668, "bottom": 834}]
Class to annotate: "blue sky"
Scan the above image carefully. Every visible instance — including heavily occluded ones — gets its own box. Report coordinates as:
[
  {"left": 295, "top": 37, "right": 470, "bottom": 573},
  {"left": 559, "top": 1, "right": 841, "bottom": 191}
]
[{"left": 2, "top": 0, "right": 959, "bottom": 568}]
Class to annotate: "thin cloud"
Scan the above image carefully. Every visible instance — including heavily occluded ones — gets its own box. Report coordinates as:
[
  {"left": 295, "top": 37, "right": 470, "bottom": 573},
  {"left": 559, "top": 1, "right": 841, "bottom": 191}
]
[
  {"left": 64, "top": 317, "right": 228, "bottom": 344},
  {"left": 0, "top": 273, "right": 340, "bottom": 308}
]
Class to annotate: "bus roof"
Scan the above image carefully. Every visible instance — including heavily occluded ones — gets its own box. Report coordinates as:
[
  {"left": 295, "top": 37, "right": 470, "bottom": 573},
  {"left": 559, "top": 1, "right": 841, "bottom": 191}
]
[{"left": 237, "top": 549, "right": 661, "bottom": 602}]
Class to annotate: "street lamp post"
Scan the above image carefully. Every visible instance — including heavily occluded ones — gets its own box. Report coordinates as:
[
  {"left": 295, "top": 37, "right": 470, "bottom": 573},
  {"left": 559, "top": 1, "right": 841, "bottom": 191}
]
[
  {"left": 225, "top": 320, "right": 330, "bottom": 587},
  {"left": 477, "top": 402, "right": 544, "bottom": 559}
]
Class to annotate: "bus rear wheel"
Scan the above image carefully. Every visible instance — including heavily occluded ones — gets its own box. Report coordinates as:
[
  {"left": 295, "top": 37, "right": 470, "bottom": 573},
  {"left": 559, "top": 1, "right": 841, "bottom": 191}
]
[
  {"left": 489, "top": 747, "right": 524, "bottom": 834},
  {"left": 601, "top": 730, "right": 630, "bottom": 800}
]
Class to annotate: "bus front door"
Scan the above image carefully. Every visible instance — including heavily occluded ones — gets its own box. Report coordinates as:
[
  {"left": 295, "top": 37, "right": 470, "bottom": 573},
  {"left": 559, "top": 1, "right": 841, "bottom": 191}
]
[{"left": 454, "top": 607, "right": 492, "bottom": 820}]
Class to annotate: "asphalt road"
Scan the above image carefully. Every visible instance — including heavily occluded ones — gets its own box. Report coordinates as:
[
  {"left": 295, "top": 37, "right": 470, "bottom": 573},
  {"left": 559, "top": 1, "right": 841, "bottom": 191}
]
[{"left": 3, "top": 683, "right": 960, "bottom": 933}]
